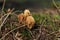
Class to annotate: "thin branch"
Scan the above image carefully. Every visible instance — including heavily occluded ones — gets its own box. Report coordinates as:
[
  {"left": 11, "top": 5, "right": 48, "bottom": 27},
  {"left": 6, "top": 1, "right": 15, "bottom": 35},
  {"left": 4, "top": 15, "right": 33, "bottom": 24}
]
[
  {"left": 52, "top": 0, "right": 59, "bottom": 9},
  {"left": 0, "top": 8, "right": 15, "bottom": 31},
  {"left": 0, "top": 14, "right": 7, "bottom": 21},
  {"left": 10, "top": 23, "right": 16, "bottom": 40},
  {"left": 25, "top": 28, "right": 35, "bottom": 39},
  {"left": 2, "top": 0, "right": 6, "bottom": 12},
  {"left": 0, "top": 13, "right": 11, "bottom": 31},
  {"left": 13, "top": 10, "right": 22, "bottom": 13},
  {"left": 35, "top": 25, "right": 42, "bottom": 40},
  {"left": 0, "top": 25, "right": 25, "bottom": 40},
  {"left": 35, "top": 18, "right": 47, "bottom": 40},
  {"left": 52, "top": 0, "right": 60, "bottom": 13},
  {"left": 47, "top": 31, "right": 59, "bottom": 36}
]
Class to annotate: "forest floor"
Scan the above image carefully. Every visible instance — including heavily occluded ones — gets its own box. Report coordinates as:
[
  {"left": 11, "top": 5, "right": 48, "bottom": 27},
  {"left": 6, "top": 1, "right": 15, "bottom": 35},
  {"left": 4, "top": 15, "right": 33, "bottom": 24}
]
[{"left": 0, "top": 8, "right": 60, "bottom": 40}]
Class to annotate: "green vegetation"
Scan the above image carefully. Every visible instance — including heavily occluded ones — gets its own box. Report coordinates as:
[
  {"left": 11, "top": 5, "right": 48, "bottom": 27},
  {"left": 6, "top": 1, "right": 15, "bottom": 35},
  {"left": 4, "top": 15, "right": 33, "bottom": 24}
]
[{"left": 32, "top": 13, "right": 60, "bottom": 31}]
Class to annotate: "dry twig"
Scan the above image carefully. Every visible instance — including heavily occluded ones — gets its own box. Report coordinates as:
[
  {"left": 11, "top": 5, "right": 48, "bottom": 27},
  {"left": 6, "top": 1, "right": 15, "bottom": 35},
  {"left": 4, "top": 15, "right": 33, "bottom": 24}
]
[
  {"left": 0, "top": 25, "right": 25, "bottom": 40},
  {"left": 0, "top": 14, "right": 7, "bottom": 21},
  {"left": 52, "top": 0, "right": 60, "bottom": 13},
  {"left": 0, "top": 13, "right": 11, "bottom": 31},
  {"left": 2, "top": 0, "right": 6, "bottom": 12},
  {"left": 0, "top": 8, "right": 14, "bottom": 31}
]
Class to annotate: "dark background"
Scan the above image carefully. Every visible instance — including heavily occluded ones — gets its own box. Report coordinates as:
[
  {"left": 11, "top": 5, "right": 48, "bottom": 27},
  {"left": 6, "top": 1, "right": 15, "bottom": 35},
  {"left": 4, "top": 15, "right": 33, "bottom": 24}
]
[{"left": 0, "top": 0, "right": 60, "bottom": 11}]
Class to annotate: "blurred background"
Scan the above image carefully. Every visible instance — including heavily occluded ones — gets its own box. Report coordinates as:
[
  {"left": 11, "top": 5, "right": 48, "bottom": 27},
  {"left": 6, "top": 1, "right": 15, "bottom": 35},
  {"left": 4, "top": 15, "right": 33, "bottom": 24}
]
[{"left": 0, "top": 0, "right": 60, "bottom": 11}]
